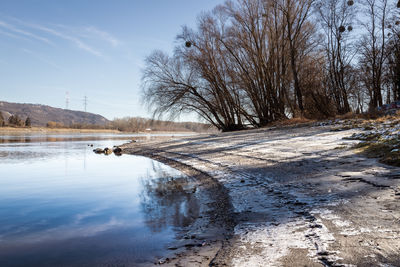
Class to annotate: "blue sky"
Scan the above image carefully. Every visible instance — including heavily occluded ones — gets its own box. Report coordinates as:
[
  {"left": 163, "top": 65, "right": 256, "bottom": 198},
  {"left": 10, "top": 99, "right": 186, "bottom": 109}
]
[{"left": 0, "top": 0, "right": 225, "bottom": 120}]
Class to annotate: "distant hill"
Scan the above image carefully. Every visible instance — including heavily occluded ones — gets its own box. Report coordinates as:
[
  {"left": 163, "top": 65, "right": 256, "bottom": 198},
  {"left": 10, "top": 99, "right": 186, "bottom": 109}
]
[{"left": 0, "top": 101, "right": 109, "bottom": 126}]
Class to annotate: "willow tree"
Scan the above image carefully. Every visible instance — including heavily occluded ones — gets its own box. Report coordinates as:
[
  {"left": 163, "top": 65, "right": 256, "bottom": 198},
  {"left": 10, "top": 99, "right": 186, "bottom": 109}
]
[
  {"left": 143, "top": 51, "right": 224, "bottom": 131},
  {"left": 359, "top": 0, "right": 392, "bottom": 109},
  {"left": 142, "top": 35, "right": 246, "bottom": 132},
  {"left": 142, "top": 0, "right": 324, "bottom": 130},
  {"left": 387, "top": 11, "right": 400, "bottom": 101},
  {"left": 274, "top": 0, "right": 315, "bottom": 114},
  {"left": 316, "top": 0, "right": 357, "bottom": 114},
  {"left": 218, "top": 0, "right": 287, "bottom": 125},
  {"left": 176, "top": 15, "right": 248, "bottom": 131},
  {"left": 217, "top": 0, "right": 318, "bottom": 121}
]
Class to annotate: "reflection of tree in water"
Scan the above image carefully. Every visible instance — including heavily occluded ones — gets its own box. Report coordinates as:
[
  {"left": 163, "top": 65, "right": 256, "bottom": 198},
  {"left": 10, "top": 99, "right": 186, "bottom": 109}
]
[{"left": 140, "top": 162, "right": 199, "bottom": 233}]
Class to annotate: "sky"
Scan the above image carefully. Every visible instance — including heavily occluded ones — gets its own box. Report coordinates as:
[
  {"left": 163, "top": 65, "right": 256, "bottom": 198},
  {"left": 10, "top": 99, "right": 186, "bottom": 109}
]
[{"left": 0, "top": 0, "right": 226, "bottom": 120}]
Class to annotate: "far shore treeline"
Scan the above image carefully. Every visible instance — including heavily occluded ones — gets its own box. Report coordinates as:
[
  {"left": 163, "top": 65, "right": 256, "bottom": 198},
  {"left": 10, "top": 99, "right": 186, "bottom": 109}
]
[
  {"left": 0, "top": 113, "right": 31, "bottom": 127},
  {"left": 0, "top": 111, "right": 213, "bottom": 133},
  {"left": 142, "top": 0, "right": 400, "bottom": 132}
]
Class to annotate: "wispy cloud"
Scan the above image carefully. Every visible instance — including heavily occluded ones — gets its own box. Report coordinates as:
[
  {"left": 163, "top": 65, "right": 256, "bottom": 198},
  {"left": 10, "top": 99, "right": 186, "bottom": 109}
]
[
  {"left": 0, "top": 17, "right": 121, "bottom": 58},
  {"left": 27, "top": 23, "right": 104, "bottom": 57},
  {"left": 0, "top": 28, "right": 30, "bottom": 41},
  {"left": 0, "top": 20, "right": 53, "bottom": 45},
  {"left": 84, "top": 26, "right": 121, "bottom": 47}
]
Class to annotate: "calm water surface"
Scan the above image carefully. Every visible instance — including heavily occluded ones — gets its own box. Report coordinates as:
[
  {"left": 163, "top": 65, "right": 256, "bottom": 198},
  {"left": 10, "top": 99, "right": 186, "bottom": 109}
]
[{"left": 0, "top": 133, "right": 198, "bottom": 266}]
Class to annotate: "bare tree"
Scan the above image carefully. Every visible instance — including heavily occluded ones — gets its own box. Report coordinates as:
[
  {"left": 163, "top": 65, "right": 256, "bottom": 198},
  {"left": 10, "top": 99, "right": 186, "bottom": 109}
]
[
  {"left": 385, "top": 4, "right": 400, "bottom": 101},
  {"left": 359, "top": 0, "right": 392, "bottom": 109},
  {"left": 8, "top": 115, "right": 23, "bottom": 126},
  {"left": 219, "top": 0, "right": 319, "bottom": 120},
  {"left": 316, "top": 0, "right": 357, "bottom": 114},
  {"left": 142, "top": 46, "right": 246, "bottom": 132},
  {"left": 142, "top": 0, "right": 329, "bottom": 130},
  {"left": 219, "top": 0, "right": 288, "bottom": 125},
  {"left": 278, "top": 0, "right": 315, "bottom": 115},
  {"left": 142, "top": 0, "right": 353, "bottom": 131},
  {"left": 177, "top": 14, "right": 248, "bottom": 130},
  {"left": 25, "top": 117, "right": 31, "bottom": 127}
]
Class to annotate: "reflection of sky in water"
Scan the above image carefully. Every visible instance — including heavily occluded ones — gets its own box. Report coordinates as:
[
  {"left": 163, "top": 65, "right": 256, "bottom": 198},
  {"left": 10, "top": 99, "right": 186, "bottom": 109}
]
[{"left": 0, "top": 133, "right": 198, "bottom": 266}]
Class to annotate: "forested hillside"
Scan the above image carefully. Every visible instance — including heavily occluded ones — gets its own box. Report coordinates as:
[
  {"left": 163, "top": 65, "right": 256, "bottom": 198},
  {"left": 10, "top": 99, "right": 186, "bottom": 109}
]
[{"left": 0, "top": 101, "right": 109, "bottom": 126}]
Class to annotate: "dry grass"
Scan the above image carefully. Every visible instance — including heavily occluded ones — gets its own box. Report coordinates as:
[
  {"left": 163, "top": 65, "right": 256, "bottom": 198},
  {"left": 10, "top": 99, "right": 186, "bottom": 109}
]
[
  {"left": 334, "top": 145, "right": 348, "bottom": 150},
  {"left": 353, "top": 138, "right": 400, "bottom": 167},
  {"left": 271, "top": 110, "right": 399, "bottom": 130},
  {"left": 366, "top": 110, "right": 400, "bottom": 122},
  {"left": 335, "top": 110, "right": 400, "bottom": 121},
  {"left": 361, "top": 143, "right": 393, "bottom": 158},
  {"left": 346, "top": 110, "right": 400, "bottom": 167},
  {"left": 269, "top": 117, "right": 315, "bottom": 127},
  {"left": 336, "top": 112, "right": 360, "bottom": 120},
  {"left": 381, "top": 151, "right": 400, "bottom": 167}
]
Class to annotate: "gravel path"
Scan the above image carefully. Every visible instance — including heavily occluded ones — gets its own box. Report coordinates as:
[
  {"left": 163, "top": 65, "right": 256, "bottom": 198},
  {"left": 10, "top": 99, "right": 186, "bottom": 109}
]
[{"left": 122, "top": 124, "right": 400, "bottom": 267}]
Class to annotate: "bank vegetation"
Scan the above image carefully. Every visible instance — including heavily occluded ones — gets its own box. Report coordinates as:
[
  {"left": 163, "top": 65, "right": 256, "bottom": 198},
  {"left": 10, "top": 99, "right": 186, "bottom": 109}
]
[{"left": 142, "top": 0, "right": 400, "bottom": 131}]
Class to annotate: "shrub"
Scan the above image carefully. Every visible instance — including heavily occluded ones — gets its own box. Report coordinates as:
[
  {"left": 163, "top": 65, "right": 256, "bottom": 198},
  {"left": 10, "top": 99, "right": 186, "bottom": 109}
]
[
  {"left": 25, "top": 117, "right": 31, "bottom": 127},
  {"left": 8, "top": 115, "right": 23, "bottom": 126},
  {"left": 46, "top": 121, "right": 64, "bottom": 128},
  {"left": 0, "top": 112, "right": 4, "bottom": 127}
]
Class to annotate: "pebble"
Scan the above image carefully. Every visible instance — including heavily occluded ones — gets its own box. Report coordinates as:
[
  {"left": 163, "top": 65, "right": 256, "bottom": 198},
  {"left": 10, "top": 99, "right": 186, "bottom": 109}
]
[
  {"left": 310, "top": 224, "right": 323, "bottom": 229},
  {"left": 158, "top": 258, "right": 169, "bottom": 264}
]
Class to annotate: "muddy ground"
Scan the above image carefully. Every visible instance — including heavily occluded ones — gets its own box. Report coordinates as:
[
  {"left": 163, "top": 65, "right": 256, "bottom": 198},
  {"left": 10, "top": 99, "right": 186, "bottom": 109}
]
[{"left": 121, "top": 124, "right": 400, "bottom": 267}]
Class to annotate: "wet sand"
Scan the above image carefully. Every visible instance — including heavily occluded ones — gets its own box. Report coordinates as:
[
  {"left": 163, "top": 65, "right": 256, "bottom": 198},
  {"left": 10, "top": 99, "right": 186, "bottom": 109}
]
[{"left": 122, "top": 124, "right": 400, "bottom": 266}]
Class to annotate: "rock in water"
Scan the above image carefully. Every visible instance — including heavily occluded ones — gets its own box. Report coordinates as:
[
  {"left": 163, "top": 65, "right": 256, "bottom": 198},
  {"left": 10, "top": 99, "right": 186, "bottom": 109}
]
[
  {"left": 104, "top": 148, "right": 113, "bottom": 155},
  {"left": 113, "top": 147, "right": 122, "bottom": 154},
  {"left": 93, "top": 148, "right": 104, "bottom": 154}
]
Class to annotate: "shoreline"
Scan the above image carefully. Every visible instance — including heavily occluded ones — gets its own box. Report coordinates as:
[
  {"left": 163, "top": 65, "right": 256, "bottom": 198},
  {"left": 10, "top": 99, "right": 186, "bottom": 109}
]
[
  {"left": 122, "top": 123, "right": 400, "bottom": 266},
  {"left": 0, "top": 126, "right": 120, "bottom": 134},
  {"left": 0, "top": 126, "right": 200, "bottom": 135},
  {"left": 122, "top": 146, "right": 235, "bottom": 266}
]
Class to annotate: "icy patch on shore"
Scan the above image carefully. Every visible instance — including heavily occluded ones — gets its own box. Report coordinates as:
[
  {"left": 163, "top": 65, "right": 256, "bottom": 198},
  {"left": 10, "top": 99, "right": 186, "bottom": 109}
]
[
  {"left": 231, "top": 215, "right": 342, "bottom": 267},
  {"left": 232, "top": 220, "right": 310, "bottom": 267}
]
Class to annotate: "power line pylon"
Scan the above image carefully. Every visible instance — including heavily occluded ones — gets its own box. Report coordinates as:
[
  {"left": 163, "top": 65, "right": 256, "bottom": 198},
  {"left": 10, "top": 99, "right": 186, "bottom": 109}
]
[
  {"left": 83, "top": 95, "right": 88, "bottom": 112},
  {"left": 65, "top": 91, "right": 69, "bottom": 109}
]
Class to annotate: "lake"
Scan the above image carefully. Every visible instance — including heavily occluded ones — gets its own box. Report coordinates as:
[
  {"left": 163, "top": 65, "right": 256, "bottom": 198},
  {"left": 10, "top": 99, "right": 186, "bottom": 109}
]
[{"left": 0, "top": 132, "right": 201, "bottom": 266}]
